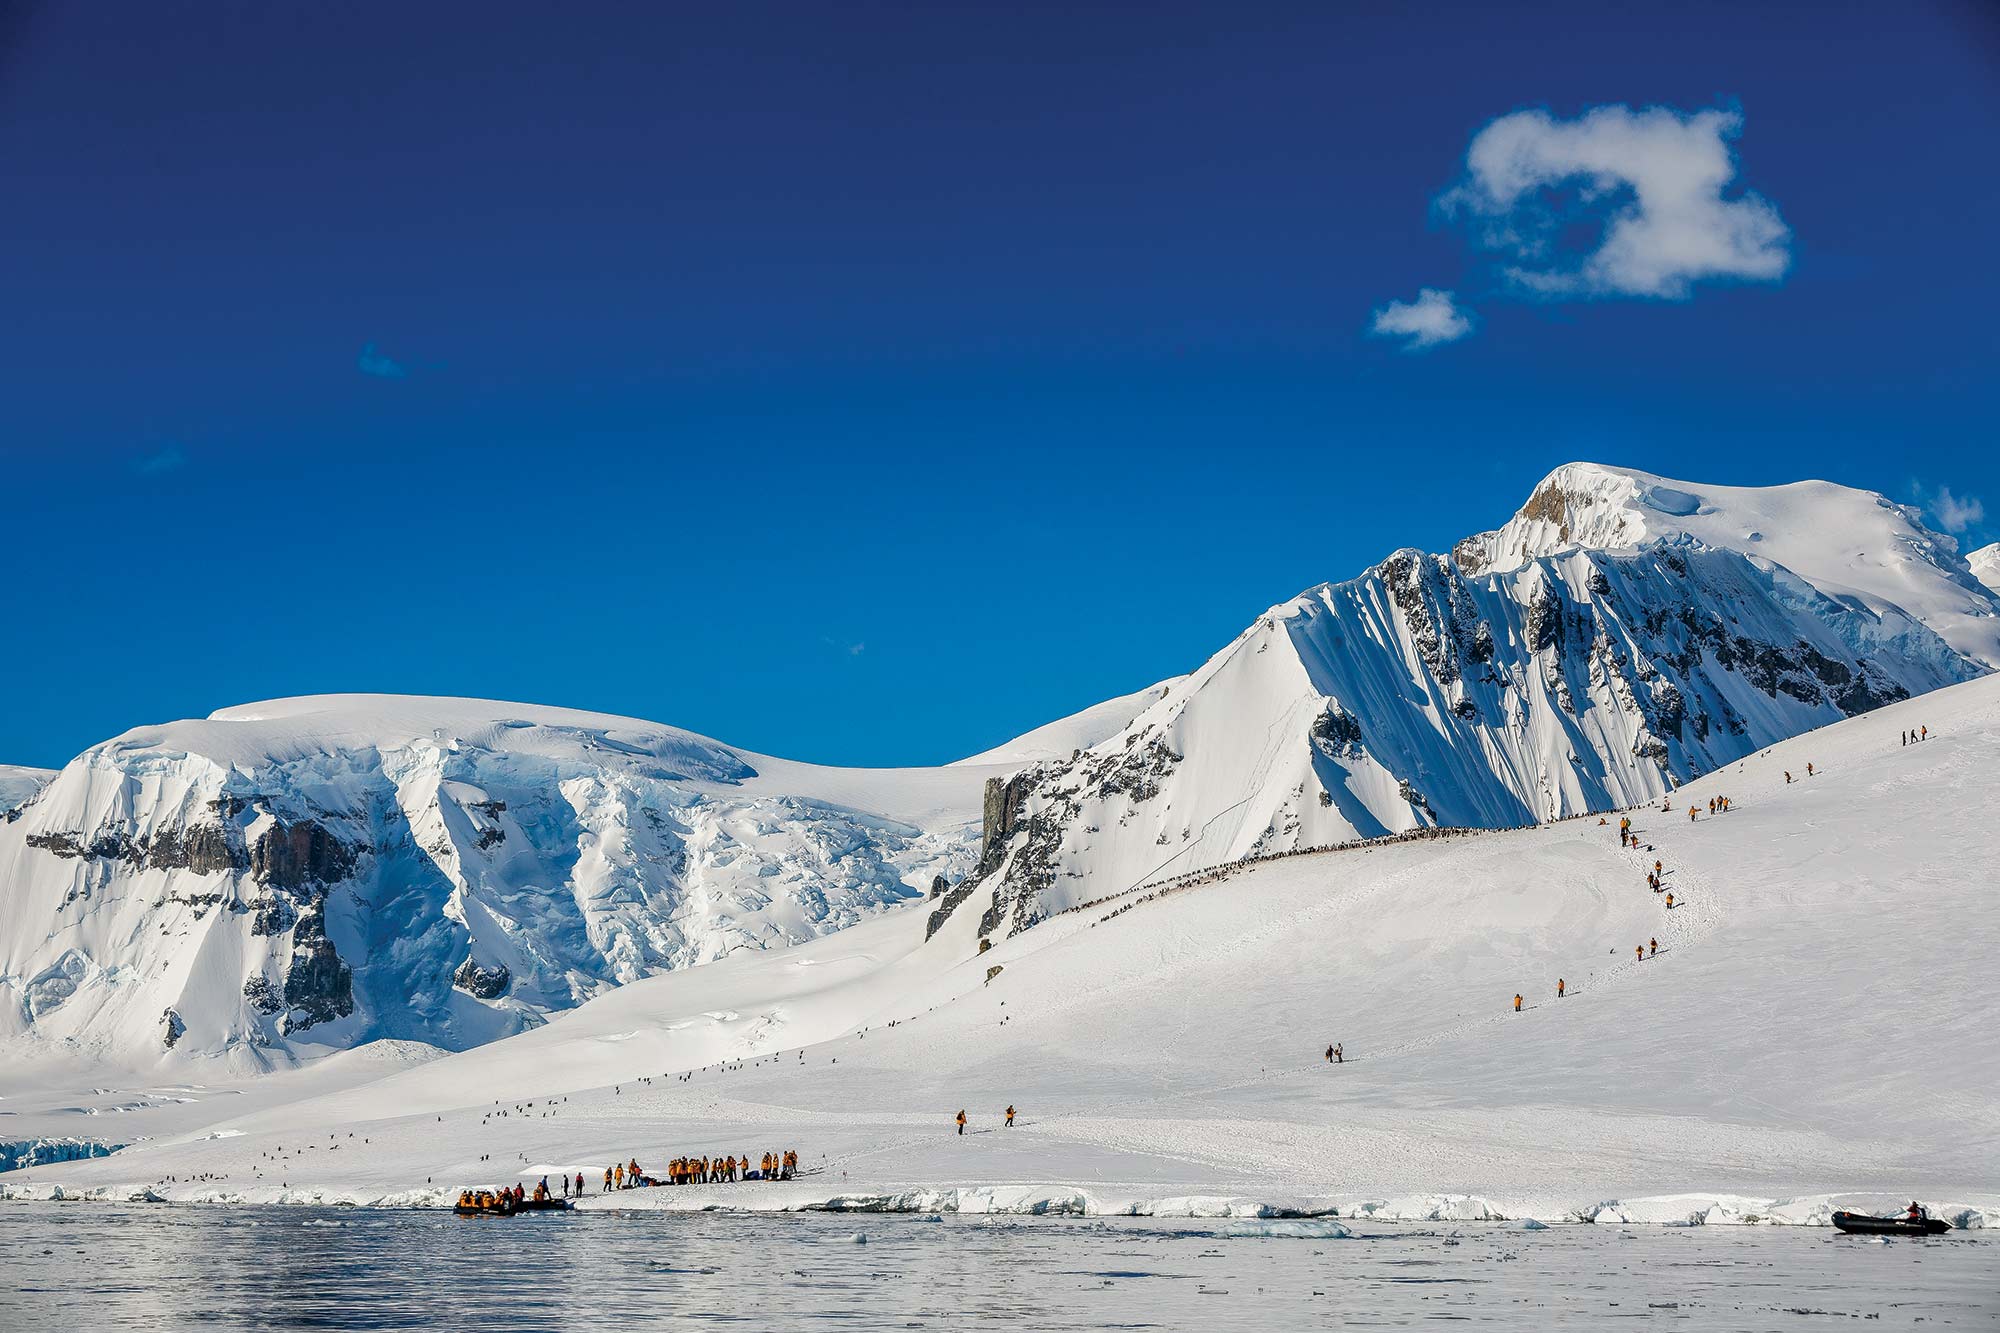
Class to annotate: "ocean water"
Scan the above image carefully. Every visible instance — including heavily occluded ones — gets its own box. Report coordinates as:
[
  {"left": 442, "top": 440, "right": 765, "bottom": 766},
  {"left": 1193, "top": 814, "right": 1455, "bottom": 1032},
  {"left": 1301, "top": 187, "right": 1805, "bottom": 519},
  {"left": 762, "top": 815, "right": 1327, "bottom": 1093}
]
[{"left": 1, "top": 1206, "right": 1993, "bottom": 1330}]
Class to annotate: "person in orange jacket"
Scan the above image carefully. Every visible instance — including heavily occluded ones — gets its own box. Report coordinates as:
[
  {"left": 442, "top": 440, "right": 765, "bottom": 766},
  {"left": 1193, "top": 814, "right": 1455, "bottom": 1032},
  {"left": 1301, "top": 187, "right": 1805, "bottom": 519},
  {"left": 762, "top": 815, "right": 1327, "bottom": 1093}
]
[
  {"left": 1513, "top": 993, "right": 1523, "bottom": 1012},
  {"left": 1665, "top": 892, "right": 1674, "bottom": 909},
  {"left": 1005, "top": 1105, "right": 1016, "bottom": 1127},
  {"left": 1649, "top": 937, "right": 1658, "bottom": 957},
  {"left": 1557, "top": 978, "right": 1565, "bottom": 998},
  {"left": 955, "top": 1109, "right": 968, "bottom": 1135}
]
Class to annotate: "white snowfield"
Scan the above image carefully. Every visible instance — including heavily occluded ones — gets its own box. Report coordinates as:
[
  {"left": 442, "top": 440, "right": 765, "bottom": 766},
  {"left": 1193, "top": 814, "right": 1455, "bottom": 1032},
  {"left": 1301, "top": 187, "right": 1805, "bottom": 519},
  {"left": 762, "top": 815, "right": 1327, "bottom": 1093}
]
[{"left": 7, "top": 674, "right": 1996, "bottom": 1226}]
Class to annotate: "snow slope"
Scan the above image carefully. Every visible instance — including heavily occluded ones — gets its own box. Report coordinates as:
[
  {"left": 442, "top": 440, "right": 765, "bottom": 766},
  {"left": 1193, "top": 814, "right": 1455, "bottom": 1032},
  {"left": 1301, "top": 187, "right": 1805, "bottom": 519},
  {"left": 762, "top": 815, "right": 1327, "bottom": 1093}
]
[
  {"left": 1457, "top": 462, "right": 2000, "bottom": 669},
  {"left": 0, "top": 695, "right": 1055, "bottom": 1064},
  {"left": 12, "top": 675, "right": 1997, "bottom": 1222}
]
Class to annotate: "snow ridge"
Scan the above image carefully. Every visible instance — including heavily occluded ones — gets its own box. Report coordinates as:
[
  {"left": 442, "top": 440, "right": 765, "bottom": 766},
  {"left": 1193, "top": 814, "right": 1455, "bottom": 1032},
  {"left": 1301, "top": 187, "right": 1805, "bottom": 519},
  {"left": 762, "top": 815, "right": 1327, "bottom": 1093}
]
[{"left": 943, "top": 468, "right": 1995, "bottom": 941}]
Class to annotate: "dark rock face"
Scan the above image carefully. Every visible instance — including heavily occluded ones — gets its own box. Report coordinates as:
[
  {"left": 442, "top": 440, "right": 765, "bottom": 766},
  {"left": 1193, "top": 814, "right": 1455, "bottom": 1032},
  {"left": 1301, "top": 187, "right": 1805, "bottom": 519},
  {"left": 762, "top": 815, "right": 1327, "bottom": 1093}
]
[
  {"left": 249, "top": 896, "right": 297, "bottom": 937},
  {"left": 453, "top": 957, "right": 511, "bottom": 999},
  {"left": 1378, "top": 549, "right": 1492, "bottom": 686},
  {"left": 161, "top": 1009, "right": 186, "bottom": 1049},
  {"left": 927, "top": 879, "right": 977, "bottom": 938},
  {"left": 146, "top": 824, "right": 244, "bottom": 875},
  {"left": 26, "top": 820, "right": 250, "bottom": 875},
  {"left": 929, "top": 874, "right": 948, "bottom": 900},
  {"left": 980, "top": 775, "right": 1032, "bottom": 869},
  {"left": 280, "top": 910, "right": 354, "bottom": 1034},
  {"left": 251, "top": 819, "right": 355, "bottom": 890}
]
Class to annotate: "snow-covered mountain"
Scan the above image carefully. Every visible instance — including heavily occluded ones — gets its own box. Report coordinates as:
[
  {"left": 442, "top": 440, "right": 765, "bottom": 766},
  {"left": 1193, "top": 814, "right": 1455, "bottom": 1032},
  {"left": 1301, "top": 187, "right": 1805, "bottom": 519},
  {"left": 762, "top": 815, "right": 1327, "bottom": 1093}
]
[
  {"left": 935, "top": 464, "right": 2000, "bottom": 942},
  {"left": 0, "top": 695, "right": 1153, "bottom": 1065}
]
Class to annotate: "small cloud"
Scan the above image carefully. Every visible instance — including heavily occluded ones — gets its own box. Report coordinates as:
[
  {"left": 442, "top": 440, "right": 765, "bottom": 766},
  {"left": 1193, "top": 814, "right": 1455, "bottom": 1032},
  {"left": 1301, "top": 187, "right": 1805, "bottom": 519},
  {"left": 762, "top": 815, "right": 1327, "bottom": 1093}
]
[
  {"left": 1438, "top": 103, "right": 1790, "bottom": 300},
  {"left": 132, "top": 444, "right": 187, "bottom": 476},
  {"left": 1923, "top": 484, "right": 1985, "bottom": 535},
  {"left": 820, "top": 635, "right": 867, "bottom": 657},
  {"left": 358, "top": 342, "right": 407, "bottom": 378},
  {"left": 1369, "top": 288, "right": 1474, "bottom": 351}
]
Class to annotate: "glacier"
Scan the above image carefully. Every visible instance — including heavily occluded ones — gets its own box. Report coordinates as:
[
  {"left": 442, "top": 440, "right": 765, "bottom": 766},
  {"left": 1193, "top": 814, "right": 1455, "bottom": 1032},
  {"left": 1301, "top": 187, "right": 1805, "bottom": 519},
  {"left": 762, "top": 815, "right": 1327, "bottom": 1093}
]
[{"left": 0, "top": 696, "right": 1153, "bottom": 1063}]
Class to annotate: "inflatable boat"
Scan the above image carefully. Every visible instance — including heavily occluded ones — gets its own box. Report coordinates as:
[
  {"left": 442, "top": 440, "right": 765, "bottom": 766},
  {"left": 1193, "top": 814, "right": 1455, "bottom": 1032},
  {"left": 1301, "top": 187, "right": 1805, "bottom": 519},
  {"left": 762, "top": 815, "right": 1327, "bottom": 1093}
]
[{"left": 1831, "top": 1210, "right": 1950, "bottom": 1236}]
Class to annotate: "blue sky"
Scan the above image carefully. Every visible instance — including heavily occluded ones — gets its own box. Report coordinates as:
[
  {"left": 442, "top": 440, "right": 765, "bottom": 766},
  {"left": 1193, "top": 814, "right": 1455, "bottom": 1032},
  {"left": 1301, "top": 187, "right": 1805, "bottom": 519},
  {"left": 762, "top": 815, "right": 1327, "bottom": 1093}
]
[{"left": 3, "top": 2, "right": 1997, "bottom": 769}]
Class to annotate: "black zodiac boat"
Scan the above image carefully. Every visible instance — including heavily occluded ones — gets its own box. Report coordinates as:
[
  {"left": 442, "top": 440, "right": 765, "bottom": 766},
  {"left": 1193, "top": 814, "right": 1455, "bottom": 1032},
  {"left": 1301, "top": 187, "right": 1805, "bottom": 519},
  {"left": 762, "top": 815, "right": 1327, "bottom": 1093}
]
[{"left": 1831, "top": 1210, "right": 1950, "bottom": 1236}]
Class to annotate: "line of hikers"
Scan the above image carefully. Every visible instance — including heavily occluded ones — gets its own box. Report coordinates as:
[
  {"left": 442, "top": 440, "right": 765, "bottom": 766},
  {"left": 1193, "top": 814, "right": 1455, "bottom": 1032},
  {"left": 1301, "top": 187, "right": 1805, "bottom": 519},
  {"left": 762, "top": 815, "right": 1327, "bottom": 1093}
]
[
  {"left": 601, "top": 1152, "right": 798, "bottom": 1189},
  {"left": 1527, "top": 937, "right": 1660, "bottom": 1010},
  {"left": 1902, "top": 726, "right": 1928, "bottom": 746}
]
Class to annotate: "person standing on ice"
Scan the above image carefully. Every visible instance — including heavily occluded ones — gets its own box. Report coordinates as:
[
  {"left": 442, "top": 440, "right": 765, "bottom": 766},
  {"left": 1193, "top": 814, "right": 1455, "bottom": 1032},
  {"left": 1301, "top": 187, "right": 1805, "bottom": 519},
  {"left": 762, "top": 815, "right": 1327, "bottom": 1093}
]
[
  {"left": 1664, "top": 892, "right": 1674, "bottom": 909},
  {"left": 1557, "top": 979, "right": 1565, "bottom": 999},
  {"left": 1333, "top": 1043, "right": 1343, "bottom": 1064},
  {"left": 1005, "top": 1105, "right": 1016, "bottom": 1127},
  {"left": 1513, "top": 994, "right": 1523, "bottom": 1012},
  {"left": 1636, "top": 945, "right": 1644, "bottom": 962},
  {"left": 1807, "top": 762, "right": 1815, "bottom": 777},
  {"left": 1649, "top": 937, "right": 1658, "bottom": 957},
  {"left": 956, "top": 1109, "right": 967, "bottom": 1136}
]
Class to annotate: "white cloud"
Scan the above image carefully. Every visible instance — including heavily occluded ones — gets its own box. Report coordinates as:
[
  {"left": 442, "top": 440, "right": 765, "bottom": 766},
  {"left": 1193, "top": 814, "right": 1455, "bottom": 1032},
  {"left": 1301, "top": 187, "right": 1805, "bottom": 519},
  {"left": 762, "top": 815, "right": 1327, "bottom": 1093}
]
[
  {"left": 358, "top": 342, "right": 407, "bottom": 378},
  {"left": 1439, "top": 104, "right": 1790, "bottom": 299},
  {"left": 1368, "top": 288, "right": 1474, "bottom": 351},
  {"left": 1927, "top": 485, "right": 1985, "bottom": 535}
]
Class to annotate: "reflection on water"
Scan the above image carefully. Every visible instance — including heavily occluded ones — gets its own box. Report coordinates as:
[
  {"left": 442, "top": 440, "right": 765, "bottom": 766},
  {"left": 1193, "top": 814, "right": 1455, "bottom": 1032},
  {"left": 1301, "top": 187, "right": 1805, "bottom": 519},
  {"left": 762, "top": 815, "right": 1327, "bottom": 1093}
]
[{"left": 2, "top": 1206, "right": 1994, "bottom": 1331}]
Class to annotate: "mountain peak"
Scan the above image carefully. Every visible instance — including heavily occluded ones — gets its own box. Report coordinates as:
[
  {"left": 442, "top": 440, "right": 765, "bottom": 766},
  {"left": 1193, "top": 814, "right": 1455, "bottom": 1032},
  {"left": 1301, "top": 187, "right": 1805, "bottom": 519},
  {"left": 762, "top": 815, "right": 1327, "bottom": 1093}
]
[{"left": 1455, "top": 463, "right": 2000, "bottom": 669}]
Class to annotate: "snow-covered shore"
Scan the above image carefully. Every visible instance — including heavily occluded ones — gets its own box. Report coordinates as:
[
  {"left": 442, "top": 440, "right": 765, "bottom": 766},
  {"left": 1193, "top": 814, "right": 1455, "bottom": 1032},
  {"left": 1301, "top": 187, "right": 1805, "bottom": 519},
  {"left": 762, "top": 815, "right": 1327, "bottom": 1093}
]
[{"left": 5, "top": 675, "right": 1998, "bottom": 1228}]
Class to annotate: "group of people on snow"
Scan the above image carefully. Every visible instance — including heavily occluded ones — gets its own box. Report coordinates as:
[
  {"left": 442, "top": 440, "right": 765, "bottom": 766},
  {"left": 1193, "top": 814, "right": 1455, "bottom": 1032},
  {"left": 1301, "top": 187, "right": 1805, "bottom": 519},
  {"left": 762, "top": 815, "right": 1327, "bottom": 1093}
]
[{"left": 599, "top": 1152, "right": 798, "bottom": 1189}]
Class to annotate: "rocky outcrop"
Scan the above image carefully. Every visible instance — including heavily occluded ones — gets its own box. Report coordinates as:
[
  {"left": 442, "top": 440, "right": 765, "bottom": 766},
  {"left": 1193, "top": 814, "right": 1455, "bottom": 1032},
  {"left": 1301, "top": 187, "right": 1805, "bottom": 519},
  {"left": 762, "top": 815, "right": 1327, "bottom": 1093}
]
[
  {"left": 453, "top": 957, "right": 511, "bottom": 999},
  {"left": 250, "top": 819, "right": 355, "bottom": 890},
  {"left": 980, "top": 774, "right": 1032, "bottom": 869},
  {"left": 161, "top": 1008, "right": 185, "bottom": 1049},
  {"left": 280, "top": 910, "right": 354, "bottom": 1034},
  {"left": 242, "top": 974, "right": 283, "bottom": 1014}
]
